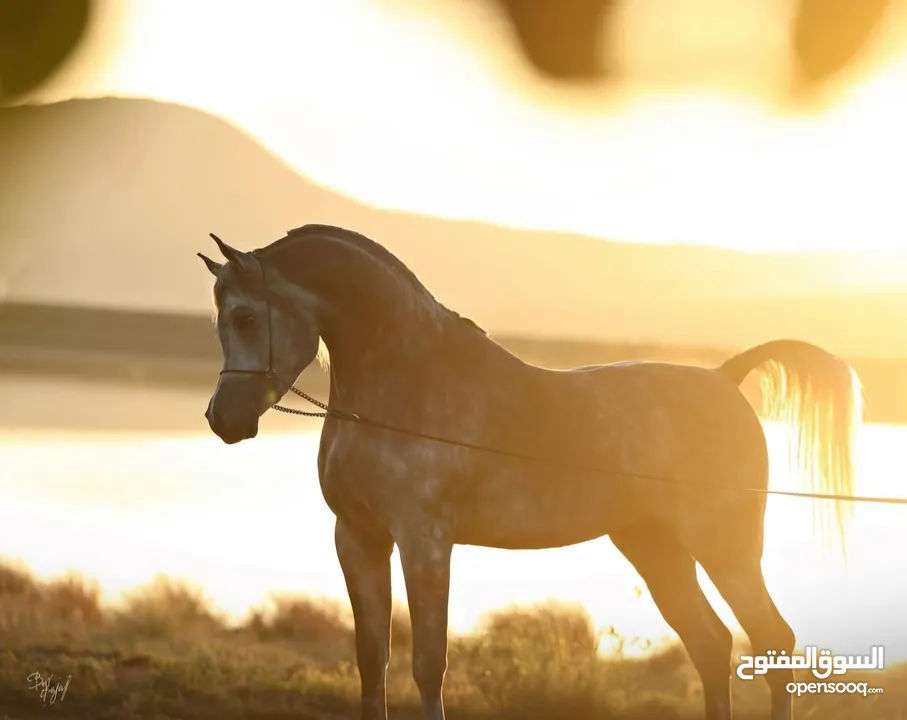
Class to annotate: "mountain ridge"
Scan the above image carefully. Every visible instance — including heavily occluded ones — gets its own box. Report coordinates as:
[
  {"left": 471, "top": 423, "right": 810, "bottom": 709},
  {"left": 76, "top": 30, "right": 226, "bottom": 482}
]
[{"left": 2, "top": 96, "right": 906, "bottom": 356}]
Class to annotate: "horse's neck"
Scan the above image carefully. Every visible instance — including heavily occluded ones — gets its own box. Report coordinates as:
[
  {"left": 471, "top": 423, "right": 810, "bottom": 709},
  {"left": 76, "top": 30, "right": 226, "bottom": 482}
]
[
  {"left": 284, "top": 233, "right": 518, "bottom": 409},
  {"left": 320, "top": 309, "right": 425, "bottom": 402},
  {"left": 282, "top": 231, "right": 429, "bottom": 318},
  {"left": 321, "top": 309, "right": 461, "bottom": 400},
  {"left": 323, "top": 311, "right": 524, "bottom": 417}
]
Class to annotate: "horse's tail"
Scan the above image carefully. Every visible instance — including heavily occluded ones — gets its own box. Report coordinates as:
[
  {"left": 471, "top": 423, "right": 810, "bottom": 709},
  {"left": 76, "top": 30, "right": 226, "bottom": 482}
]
[{"left": 717, "top": 340, "right": 863, "bottom": 554}]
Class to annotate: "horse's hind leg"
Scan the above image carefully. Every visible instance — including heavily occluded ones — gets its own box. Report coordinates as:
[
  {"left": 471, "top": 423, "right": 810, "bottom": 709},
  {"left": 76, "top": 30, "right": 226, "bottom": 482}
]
[
  {"left": 611, "top": 522, "right": 734, "bottom": 720},
  {"left": 696, "top": 522, "right": 795, "bottom": 720}
]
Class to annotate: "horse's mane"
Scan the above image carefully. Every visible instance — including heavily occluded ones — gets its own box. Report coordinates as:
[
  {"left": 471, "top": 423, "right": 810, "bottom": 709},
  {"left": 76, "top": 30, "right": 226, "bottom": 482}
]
[{"left": 259, "top": 224, "right": 486, "bottom": 334}]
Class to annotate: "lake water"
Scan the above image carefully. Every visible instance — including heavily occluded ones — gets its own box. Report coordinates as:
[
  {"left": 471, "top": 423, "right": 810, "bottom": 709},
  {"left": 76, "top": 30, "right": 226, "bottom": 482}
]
[{"left": 1, "top": 374, "right": 905, "bottom": 661}]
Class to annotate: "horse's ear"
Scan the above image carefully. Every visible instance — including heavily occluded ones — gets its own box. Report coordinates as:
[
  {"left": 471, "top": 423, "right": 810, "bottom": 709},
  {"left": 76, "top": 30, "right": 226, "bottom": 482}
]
[
  {"left": 197, "top": 253, "right": 222, "bottom": 276},
  {"left": 209, "top": 232, "right": 256, "bottom": 274}
]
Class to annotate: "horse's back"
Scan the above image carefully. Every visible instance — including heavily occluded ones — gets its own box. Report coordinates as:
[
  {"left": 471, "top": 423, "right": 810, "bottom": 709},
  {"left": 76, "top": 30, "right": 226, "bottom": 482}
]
[{"left": 573, "top": 359, "right": 767, "bottom": 467}]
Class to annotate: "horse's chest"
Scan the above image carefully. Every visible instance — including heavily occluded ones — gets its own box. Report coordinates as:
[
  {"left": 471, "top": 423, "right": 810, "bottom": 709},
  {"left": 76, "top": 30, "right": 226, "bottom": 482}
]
[
  {"left": 316, "top": 429, "right": 400, "bottom": 517},
  {"left": 317, "top": 426, "right": 457, "bottom": 519},
  {"left": 317, "top": 432, "right": 372, "bottom": 515}
]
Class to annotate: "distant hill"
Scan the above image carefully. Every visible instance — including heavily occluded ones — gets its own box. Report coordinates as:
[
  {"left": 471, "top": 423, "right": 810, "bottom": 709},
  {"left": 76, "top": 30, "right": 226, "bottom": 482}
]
[{"left": 2, "top": 97, "right": 907, "bottom": 358}]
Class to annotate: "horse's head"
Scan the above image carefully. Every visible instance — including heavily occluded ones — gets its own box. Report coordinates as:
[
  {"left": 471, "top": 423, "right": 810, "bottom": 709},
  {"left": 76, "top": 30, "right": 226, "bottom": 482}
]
[{"left": 198, "top": 234, "right": 322, "bottom": 444}]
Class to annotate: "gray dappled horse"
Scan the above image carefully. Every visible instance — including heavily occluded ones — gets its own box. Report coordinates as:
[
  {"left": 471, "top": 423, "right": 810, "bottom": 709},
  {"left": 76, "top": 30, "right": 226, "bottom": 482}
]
[{"left": 199, "top": 224, "right": 861, "bottom": 720}]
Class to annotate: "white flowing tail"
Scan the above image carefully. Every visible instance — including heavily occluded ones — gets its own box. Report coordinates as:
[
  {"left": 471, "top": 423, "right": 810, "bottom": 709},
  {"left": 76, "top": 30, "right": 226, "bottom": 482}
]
[{"left": 717, "top": 340, "right": 863, "bottom": 554}]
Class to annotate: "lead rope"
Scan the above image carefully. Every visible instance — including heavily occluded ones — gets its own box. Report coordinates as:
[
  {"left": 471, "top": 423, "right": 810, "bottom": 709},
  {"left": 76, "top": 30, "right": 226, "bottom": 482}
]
[{"left": 269, "top": 385, "right": 907, "bottom": 506}]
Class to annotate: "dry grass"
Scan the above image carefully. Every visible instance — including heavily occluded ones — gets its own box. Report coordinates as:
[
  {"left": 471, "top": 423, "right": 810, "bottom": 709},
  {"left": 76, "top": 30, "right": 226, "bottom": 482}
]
[{"left": 0, "top": 559, "right": 902, "bottom": 719}]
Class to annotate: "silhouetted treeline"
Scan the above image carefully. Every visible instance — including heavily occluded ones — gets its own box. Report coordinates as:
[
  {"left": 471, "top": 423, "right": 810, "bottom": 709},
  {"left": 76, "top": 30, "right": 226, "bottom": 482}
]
[{"left": 2, "top": 303, "right": 907, "bottom": 425}]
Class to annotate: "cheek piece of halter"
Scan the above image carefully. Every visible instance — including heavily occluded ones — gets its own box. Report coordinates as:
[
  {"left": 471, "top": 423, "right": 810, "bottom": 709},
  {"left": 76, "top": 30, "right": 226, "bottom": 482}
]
[
  {"left": 217, "top": 258, "right": 355, "bottom": 420},
  {"left": 219, "top": 259, "right": 279, "bottom": 381}
]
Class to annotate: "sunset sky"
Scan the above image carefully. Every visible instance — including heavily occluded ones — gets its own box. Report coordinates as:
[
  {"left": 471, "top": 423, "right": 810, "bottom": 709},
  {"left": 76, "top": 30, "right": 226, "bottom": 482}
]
[{"left": 29, "top": 0, "right": 907, "bottom": 253}]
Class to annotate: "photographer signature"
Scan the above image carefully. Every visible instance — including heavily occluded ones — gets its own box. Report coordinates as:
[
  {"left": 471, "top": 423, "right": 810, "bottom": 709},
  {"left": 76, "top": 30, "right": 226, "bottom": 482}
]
[{"left": 26, "top": 671, "right": 72, "bottom": 705}]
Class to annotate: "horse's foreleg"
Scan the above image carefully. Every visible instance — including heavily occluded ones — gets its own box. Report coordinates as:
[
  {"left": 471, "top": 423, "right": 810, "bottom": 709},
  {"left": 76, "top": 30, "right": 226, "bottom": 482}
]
[
  {"left": 397, "top": 521, "right": 453, "bottom": 720},
  {"left": 335, "top": 518, "right": 394, "bottom": 720}
]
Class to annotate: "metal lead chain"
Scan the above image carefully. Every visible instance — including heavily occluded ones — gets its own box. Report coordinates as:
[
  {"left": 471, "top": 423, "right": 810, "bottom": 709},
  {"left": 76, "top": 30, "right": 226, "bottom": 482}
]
[{"left": 272, "top": 385, "right": 330, "bottom": 417}]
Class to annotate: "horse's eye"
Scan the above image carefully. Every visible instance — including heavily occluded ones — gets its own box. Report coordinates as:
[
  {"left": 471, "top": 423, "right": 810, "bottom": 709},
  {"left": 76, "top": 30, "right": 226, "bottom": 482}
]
[{"left": 233, "top": 314, "right": 256, "bottom": 330}]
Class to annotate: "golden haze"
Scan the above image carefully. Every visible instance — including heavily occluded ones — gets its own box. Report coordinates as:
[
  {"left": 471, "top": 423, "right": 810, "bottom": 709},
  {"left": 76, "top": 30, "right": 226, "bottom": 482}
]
[{"left": 2, "top": 2, "right": 907, "bottom": 715}]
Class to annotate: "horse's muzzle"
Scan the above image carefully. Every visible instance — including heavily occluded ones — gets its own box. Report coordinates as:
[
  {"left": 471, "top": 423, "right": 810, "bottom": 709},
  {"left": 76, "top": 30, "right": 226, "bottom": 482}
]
[{"left": 205, "top": 403, "right": 258, "bottom": 445}]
